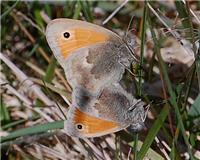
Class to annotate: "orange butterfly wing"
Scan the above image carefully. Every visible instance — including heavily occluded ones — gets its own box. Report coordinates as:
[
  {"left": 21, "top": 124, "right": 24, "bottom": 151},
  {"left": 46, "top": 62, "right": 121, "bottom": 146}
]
[
  {"left": 65, "top": 107, "right": 121, "bottom": 138},
  {"left": 46, "top": 18, "right": 116, "bottom": 60},
  {"left": 58, "top": 28, "right": 109, "bottom": 58}
]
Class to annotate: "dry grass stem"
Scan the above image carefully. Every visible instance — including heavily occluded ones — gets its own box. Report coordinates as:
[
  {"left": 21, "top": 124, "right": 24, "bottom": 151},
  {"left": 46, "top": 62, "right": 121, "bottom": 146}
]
[
  {"left": 102, "top": 0, "right": 129, "bottom": 25},
  {"left": 0, "top": 52, "right": 54, "bottom": 106}
]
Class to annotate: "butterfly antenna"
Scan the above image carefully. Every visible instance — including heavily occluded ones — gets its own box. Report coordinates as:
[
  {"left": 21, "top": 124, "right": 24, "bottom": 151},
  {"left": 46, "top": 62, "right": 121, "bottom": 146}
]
[
  {"left": 125, "top": 15, "right": 135, "bottom": 37},
  {"left": 152, "top": 99, "right": 169, "bottom": 106},
  {"left": 123, "top": 15, "right": 140, "bottom": 63},
  {"left": 42, "top": 79, "right": 67, "bottom": 120}
]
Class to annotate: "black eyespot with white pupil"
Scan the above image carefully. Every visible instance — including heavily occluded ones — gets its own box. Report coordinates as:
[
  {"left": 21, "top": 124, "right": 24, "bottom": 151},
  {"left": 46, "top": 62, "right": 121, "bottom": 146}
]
[
  {"left": 76, "top": 124, "right": 83, "bottom": 130},
  {"left": 63, "top": 32, "right": 70, "bottom": 38}
]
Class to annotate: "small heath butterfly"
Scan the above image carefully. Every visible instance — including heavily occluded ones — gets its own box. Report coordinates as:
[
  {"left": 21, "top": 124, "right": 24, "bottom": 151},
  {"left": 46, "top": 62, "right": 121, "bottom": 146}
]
[{"left": 46, "top": 18, "right": 146, "bottom": 138}]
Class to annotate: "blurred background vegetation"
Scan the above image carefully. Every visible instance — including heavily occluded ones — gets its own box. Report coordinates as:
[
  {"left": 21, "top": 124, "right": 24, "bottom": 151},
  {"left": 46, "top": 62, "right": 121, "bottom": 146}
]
[{"left": 1, "top": 1, "right": 200, "bottom": 160}]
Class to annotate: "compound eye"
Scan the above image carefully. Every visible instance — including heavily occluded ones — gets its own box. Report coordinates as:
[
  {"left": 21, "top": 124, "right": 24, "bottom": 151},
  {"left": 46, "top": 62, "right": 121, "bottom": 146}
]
[{"left": 63, "top": 32, "right": 70, "bottom": 39}]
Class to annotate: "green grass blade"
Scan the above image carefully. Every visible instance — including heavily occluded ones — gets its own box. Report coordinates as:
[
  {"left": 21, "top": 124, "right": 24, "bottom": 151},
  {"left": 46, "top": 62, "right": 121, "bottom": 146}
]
[
  {"left": 175, "top": 2, "right": 190, "bottom": 28},
  {"left": 44, "top": 4, "right": 52, "bottom": 18},
  {"left": 43, "top": 57, "right": 57, "bottom": 83},
  {"left": 138, "top": 1, "right": 148, "bottom": 96},
  {"left": 196, "top": 54, "right": 200, "bottom": 92},
  {"left": 156, "top": 29, "right": 195, "bottom": 160},
  {"left": 28, "top": 43, "right": 39, "bottom": 57},
  {"left": 1, "top": 120, "right": 64, "bottom": 143},
  {"left": 34, "top": 9, "right": 45, "bottom": 31},
  {"left": 1, "top": 1, "right": 19, "bottom": 20},
  {"left": 1, "top": 116, "right": 40, "bottom": 130},
  {"left": 183, "top": 64, "right": 196, "bottom": 110},
  {"left": 0, "top": 99, "right": 10, "bottom": 123},
  {"left": 79, "top": 0, "right": 93, "bottom": 22},
  {"left": 73, "top": 1, "right": 82, "bottom": 19},
  {"left": 188, "top": 94, "right": 200, "bottom": 117},
  {"left": 137, "top": 104, "right": 170, "bottom": 160},
  {"left": 175, "top": 1, "right": 199, "bottom": 92},
  {"left": 148, "top": 8, "right": 194, "bottom": 159},
  {"left": 175, "top": 1, "right": 194, "bottom": 41},
  {"left": 133, "top": 1, "right": 148, "bottom": 159},
  {"left": 131, "top": 141, "right": 165, "bottom": 160}
]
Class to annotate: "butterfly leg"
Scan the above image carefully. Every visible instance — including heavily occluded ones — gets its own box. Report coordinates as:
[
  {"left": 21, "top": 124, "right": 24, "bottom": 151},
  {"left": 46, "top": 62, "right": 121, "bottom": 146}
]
[
  {"left": 118, "top": 61, "right": 136, "bottom": 76},
  {"left": 128, "top": 99, "right": 142, "bottom": 111}
]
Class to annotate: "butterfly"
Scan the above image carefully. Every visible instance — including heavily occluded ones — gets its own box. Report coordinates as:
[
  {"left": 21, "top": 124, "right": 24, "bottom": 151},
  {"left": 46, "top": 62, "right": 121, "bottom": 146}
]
[{"left": 46, "top": 18, "right": 146, "bottom": 138}]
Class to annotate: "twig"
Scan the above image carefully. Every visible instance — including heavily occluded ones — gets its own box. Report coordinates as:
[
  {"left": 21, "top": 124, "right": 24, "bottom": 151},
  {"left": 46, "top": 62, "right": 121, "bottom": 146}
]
[
  {"left": 127, "top": 147, "right": 132, "bottom": 160},
  {"left": 155, "top": 136, "right": 170, "bottom": 160},
  {"left": 102, "top": 0, "right": 129, "bottom": 25},
  {"left": 40, "top": 10, "right": 51, "bottom": 24},
  {"left": 102, "top": 149, "right": 112, "bottom": 160},
  {"left": 1, "top": 82, "right": 54, "bottom": 122},
  {"left": 70, "top": 136, "right": 89, "bottom": 158},
  {"left": 2, "top": 83, "right": 31, "bottom": 106},
  {"left": 35, "top": 144, "right": 68, "bottom": 160},
  {"left": 148, "top": 3, "right": 194, "bottom": 57},
  {"left": 182, "top": 0, "right": 200, "bottom": 24},
  {"left": 14, "top": 10, "right": 44, "bottom": 34},
  {"left": 29, "top": 78, "right": 71, "bottom": 102},
  {"left": 0, "top": 52, "right": 53, "bottom": 106},
  {"left": 1, "top": 132, "right": 56, "bottom": 149},
  {"left": 83, "top": 138, "right": 105, "bottom": 160},
  {"left": 25, "top": 61, "right": 46, "bottom": 76}
]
